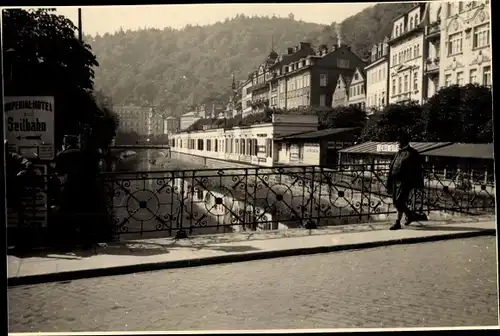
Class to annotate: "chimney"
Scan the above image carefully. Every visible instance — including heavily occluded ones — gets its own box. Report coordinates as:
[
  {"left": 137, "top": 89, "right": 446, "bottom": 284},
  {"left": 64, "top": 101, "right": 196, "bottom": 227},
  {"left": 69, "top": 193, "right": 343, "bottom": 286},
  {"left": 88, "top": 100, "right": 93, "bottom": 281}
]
[
  {"left": 336, "top": 23, "right": 342, "bottom": 47},
  {"left": 287, "top": 47, "right": 294, "bottom": 54},
  {"left": 293, "top": 46, "right": 299, "bottom": 52},
  {"left": 300, "top": 42, "right": 311, "bottom": 50}
]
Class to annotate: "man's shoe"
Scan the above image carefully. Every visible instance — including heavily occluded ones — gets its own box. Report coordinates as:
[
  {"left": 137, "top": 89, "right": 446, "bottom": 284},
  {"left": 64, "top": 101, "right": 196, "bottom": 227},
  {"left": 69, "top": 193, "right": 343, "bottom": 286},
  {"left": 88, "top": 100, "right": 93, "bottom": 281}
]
[{"left": 390, "top": 223, "right": 402, "bottom": 230}]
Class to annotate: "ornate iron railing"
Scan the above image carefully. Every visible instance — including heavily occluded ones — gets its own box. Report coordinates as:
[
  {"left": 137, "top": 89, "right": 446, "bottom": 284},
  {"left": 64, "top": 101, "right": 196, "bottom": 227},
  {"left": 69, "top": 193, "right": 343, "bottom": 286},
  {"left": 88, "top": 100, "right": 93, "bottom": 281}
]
[{"left": 8, "top": 164, "right": 496, "bottom": 243}]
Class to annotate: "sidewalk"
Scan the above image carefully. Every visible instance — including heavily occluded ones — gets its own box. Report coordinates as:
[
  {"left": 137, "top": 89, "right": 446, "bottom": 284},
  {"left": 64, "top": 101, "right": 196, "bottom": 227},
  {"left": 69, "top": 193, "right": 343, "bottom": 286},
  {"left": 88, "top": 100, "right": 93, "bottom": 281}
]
[{"left": 7, "top": 217, "right": 496, "bottom": 287}]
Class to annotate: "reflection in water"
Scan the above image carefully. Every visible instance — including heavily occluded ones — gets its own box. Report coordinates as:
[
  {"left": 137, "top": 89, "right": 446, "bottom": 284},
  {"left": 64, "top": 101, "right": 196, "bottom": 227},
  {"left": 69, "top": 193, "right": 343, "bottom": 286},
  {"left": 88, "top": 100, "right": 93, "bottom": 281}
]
[{"left": 114, "top": 149, "right": 201, "bottom": 172}]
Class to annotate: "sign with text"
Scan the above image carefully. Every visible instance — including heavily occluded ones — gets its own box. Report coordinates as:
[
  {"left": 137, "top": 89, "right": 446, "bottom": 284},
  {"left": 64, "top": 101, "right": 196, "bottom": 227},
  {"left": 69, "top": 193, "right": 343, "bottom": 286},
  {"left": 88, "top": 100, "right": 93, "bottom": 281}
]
[
  {"left": 376, "top": 144, "right": 399, "bottom": 153},
  {"left": 4, "top": 96, "right": 55, "bottom": 160}
]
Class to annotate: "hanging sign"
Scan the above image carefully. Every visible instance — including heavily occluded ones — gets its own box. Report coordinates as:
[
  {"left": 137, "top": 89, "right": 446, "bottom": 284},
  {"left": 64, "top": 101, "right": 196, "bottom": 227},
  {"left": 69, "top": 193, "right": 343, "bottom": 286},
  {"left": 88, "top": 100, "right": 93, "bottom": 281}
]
[{"left": 4, "top": 96, "right": 55, "bottom": 160}]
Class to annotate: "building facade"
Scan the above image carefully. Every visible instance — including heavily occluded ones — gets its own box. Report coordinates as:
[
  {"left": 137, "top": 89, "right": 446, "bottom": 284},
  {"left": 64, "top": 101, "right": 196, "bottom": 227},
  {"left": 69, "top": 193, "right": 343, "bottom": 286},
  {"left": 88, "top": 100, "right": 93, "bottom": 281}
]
[
  {"left": 180, "top": 111, "right": 200, "bottom": 131},
  {"left": 422, "top": 1, "right": 442, "bottom": 100},
  {"left": 332, "top": 74, "right": 351, "bottom": 107},
  {"left": 388, "top": 4, "right": 427, "bottom": 105},
  {"left": 347, "top": 67, "right": 366, "bottom": 110},
  {"left": 240, "top": 78, "right": 253, "bottom": 117},
  {"left": 170, "top": 114, "right": 319, "bottom": 167},
  {"left": 365, "top": 39, "right": 390, "bottom": 112},
  {"left": 277, "top": 44, "right": 365, "bottom": 109},
  {"left": 438, "top": 1, "right": 491, "bottom": 89},
  {"left": 115, "top": 106, "right": 153, "bottom": 136},
  {"left": 164, "top": 116, "right": 180, "bottom": 135},
  {"left": 150, "top": 112, "right": 164, "bottom": 136}
]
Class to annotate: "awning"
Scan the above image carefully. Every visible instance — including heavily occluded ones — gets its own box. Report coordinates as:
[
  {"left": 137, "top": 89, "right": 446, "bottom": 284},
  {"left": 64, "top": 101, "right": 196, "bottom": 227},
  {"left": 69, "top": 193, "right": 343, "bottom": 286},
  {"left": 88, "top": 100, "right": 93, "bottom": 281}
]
[
  {"left": 339, "top": 141, "right": 452, "bottom": 155},
  {"left": 422, "top": 143, "right": 494, "bottom": 160},
  {"left": 275, "top": 127, "right": 359, "bottom": 142}
]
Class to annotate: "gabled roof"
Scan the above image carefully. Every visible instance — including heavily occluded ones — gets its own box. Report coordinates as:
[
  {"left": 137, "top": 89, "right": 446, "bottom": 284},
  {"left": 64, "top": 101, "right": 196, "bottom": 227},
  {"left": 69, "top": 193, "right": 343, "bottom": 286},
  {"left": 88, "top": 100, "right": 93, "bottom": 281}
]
[
  {"left": 351, "top": 67, "right": 366, "bottom": 83},
  {"left": 341, "top": 74, "right": 353, "bottom": 87}
]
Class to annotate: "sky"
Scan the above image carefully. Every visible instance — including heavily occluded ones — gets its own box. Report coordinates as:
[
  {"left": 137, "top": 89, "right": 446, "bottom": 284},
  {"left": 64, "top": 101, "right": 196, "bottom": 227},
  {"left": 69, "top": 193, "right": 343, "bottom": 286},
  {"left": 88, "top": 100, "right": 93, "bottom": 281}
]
[{"left": 54, "top": 3, "right": 375, "bottom": 36}]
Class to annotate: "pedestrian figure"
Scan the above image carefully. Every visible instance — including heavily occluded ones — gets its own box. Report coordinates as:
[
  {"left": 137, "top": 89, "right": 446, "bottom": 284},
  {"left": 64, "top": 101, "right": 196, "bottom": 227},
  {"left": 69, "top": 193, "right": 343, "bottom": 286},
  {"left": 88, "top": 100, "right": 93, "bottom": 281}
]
[
  {"left": 386, "top": 132, "right": 428, "bottom": 230},
  {"left": 54, "top": 135, "right": 87, "bottom": 248},
  {"left": 5, "top": 140, "right": 36, "bottom": 248}
]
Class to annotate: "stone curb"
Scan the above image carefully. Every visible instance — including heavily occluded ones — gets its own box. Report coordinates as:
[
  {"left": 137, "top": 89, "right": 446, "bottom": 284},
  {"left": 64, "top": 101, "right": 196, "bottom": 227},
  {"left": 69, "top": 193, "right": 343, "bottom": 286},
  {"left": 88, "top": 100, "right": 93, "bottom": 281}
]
[{"left": 7, "top": 229, "right": 496, "bottom": 287}]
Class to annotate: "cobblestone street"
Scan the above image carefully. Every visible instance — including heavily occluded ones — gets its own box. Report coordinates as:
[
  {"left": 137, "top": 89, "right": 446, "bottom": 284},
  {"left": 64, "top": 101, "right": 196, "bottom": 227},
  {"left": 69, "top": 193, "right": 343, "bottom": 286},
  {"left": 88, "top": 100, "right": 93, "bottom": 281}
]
[{"left": 8, "top": 237, "right": 498, "bottom": 332}]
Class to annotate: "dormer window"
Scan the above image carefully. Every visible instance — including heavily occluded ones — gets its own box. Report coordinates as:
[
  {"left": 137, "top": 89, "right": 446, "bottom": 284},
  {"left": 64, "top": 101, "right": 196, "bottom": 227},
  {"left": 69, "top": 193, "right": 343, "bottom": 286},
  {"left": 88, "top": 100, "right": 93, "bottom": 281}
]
[
  {"left": 410, "top": 17, "right": 414, "bottom": 30},
  {"left": 395, "top": 26, "right": 399, "bottom": 37},
  {"left": 415, "top": 14, "right": 419, "bottom": 25}
]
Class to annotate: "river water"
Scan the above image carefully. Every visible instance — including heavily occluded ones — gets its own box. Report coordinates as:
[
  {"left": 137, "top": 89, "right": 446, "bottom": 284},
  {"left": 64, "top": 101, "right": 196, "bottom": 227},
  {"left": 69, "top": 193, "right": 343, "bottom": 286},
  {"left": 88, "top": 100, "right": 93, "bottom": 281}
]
[{"left": 114, "top": 149, "right": 202, "bottom": 172}]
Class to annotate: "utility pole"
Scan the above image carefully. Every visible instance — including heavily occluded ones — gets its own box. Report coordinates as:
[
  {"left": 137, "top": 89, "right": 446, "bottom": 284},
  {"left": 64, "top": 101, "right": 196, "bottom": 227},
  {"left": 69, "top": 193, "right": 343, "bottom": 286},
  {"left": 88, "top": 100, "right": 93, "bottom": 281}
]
[{"left": 78, "top": 8, "right": 83, "bottom": 43}]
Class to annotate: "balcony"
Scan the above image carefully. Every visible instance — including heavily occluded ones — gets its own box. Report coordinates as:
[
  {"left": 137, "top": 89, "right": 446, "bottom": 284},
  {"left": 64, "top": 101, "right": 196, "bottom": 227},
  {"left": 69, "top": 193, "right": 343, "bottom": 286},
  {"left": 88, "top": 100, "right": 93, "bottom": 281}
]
[
  {"left": 394, "top": 92, "right": 411, "bottom": 103},
  {"left": 425, "top": 21, "right": 441, "bottom": 40},
  {"left": 425, "top": 57, "right": 440, "bottom": 75},
  {"left": 250, "top": 82, "right": 269, "bottom": 93}
]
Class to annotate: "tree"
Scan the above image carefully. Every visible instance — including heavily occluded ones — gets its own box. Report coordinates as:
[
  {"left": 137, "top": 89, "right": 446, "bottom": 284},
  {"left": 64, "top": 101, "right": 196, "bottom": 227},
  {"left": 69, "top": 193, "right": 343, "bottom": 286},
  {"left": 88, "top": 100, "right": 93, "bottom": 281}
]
[
  {"left": 317, "top": 105, "right": 367, "bottom": 130},
  {"left": 360, "top": 102, "right": 425, "bottom": 142},
  {"left": 423, "top": 84, "right": 493, "bottom": 143},
  {"left": 2, "top": 8, "right": 116, "bottom": 148}
]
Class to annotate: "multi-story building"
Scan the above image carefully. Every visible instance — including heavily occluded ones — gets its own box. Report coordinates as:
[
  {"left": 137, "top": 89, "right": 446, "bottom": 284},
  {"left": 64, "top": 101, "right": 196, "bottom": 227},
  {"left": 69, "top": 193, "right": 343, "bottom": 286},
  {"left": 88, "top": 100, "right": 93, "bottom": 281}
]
[
  {"left": 422, "top": 1, "right": 442, "bottom": 100},
  {"left": 365, "top": 39, "right": 390, "bottom": 111},
  {"left": 240, "top": 78, "right": 253, "bottom": 117},
  {"left": 248, "top": 50, "right": 279, "bottom": 113},
  {"left": 275, "top": 43, "right": 365, "bottom": 109},
  {"left": 115, "top": 106, "right": 153, "bottom": 136},
  {"left": 150, "top": 111, "right": 165, "bottom": 136},
  {"left": 438, "top": 1, "right": 491, "bottom": 89},
  {"left": 164, "top": 116, "right": 180, "bottom": 135},
  {"left": 269, "top": 42, "right": 317, "bottom": 110},
  {"left": 180, "top": 111, "right": 200, "bottom": 131},
  {"left": 332, "top": 74, "right": 351, "bottom": 107},
  {"left": 347, "top": 67, "right": 366, "bottom": 110},
  {"left": 388, "top": 3, "right": 427, "bottom": 105}
]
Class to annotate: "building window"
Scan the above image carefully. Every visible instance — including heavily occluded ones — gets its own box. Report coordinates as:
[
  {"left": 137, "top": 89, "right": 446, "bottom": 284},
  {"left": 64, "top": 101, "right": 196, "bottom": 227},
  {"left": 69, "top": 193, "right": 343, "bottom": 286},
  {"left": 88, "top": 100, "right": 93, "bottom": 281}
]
[
  {"left": 337, "top": 59, "right": 350, "bottom": 68},
  {"left": 416, "top": 44, "right": 420, "bottom": 57},
  {"left": 413, "top": 71, "right": 418, "bottom": 91},
  {"left": 483, "top": 66, "right": 491, "bottom": 86},
  {"left": 469, "top": 69, "right": 478, "bottom": 84},
  {"left": 319, "top": 94, "right": 327, "bottom": 107},
  {"left": 448, "top": 32, "right": 463, "bottom": 56},
  {"left": 456, "top": 71, "right": 464, "bottom": 86},
  {"left": 404, "top": 75, "right": 408, "bottom": 92},
  {"left": 444, "top": 74, "right": 452, "bottom": 87},
  {"left": 398, "top": 77, "right": 402, "bottom": 94},
  {"left": 447, "top": 3, "right": 454, "bottom": 17},
  {"left": 409, "top": 17, "right": 414, "bottom": 30},
  {"left": 320, "top": 74, "right": 328, "bottom": 87},
  {"left": 395, "top": 26, "right": 399, "bottom": 37},
  {"left": 473, "top": 24, "right": 490, "bottom": 49},
  {"left": 392, "top": 54, "right": 397, "bottom": 65},
  {"left": 392, "top": 79, "right": 396, "bottom": 95}
]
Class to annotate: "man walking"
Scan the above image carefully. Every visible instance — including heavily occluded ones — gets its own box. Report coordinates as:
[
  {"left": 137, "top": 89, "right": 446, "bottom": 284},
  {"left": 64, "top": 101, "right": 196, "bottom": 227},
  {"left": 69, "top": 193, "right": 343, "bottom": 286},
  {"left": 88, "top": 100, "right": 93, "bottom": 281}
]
[{"left": 386, "top": 132, "right": 428, "bottom": 230}]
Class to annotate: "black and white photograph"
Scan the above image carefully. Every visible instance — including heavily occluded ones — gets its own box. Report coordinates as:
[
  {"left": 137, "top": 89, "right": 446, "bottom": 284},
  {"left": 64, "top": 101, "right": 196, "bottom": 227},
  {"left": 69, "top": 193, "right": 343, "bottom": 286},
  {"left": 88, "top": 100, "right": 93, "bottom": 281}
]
[{"left": 3, "top": 0, "right": 497, "bottom": 332}]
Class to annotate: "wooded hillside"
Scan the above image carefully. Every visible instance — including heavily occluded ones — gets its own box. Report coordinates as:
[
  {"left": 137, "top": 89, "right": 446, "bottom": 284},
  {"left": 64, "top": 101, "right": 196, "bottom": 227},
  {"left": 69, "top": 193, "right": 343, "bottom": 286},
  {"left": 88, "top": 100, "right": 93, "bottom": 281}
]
[{"left": 88, "top": 3, "right": 416, "bottom": 116}]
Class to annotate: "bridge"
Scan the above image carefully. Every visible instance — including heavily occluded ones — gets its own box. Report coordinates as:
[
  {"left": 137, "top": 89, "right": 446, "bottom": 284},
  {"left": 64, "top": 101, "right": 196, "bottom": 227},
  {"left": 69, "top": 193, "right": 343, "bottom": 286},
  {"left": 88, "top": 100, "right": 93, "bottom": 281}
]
[{"left": 109, "top": 144, "right": 171, "bottom": 150}]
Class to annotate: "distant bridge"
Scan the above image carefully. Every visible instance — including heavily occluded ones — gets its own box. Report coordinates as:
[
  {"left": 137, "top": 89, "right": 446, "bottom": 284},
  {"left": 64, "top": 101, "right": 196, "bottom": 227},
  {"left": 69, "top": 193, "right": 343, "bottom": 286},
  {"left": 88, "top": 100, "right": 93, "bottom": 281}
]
[{"left": 109, "top": 144, "right": 171, "bottom": 150}]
